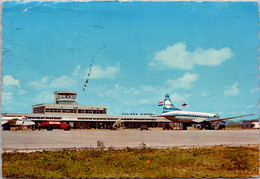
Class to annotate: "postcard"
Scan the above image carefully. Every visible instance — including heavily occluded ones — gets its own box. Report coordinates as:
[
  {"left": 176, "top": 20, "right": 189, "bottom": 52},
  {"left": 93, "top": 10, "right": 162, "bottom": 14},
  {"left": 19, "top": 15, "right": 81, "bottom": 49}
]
[{"left": 1, "top": 1, "right": 259, "bottom": 178}]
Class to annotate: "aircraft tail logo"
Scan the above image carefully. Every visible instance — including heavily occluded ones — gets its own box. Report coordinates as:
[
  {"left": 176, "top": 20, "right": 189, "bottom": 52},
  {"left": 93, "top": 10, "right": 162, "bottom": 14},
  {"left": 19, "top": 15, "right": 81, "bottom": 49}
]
[{"left": 162, "top": 93, "right": 181, "bottom": 114}]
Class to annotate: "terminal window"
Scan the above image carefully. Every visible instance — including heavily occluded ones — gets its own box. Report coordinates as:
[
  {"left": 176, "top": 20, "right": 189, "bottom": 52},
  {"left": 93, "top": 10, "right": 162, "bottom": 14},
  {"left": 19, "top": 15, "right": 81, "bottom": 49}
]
[{"left": 33, "top": 107, "right": 45, "bottom": 113}]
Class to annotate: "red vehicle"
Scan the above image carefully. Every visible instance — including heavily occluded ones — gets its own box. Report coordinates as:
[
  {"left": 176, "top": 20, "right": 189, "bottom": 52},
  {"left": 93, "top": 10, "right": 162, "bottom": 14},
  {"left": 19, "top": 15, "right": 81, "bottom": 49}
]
[{"left": 39, "top": 121, "right": 71, "bottom": 131}]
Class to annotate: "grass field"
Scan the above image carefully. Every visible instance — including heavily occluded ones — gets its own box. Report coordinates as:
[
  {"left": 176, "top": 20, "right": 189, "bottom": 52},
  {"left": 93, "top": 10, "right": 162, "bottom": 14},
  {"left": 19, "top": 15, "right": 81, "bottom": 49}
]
[{"left": 2, "top": 145, "right": 259, "bottom": 178}]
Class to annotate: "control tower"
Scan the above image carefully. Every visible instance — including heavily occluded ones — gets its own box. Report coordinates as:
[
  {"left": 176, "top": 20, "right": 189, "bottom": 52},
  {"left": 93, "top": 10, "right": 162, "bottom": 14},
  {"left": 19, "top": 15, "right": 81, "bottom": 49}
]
[{"left": 54, "top": 91, "right": 78, "bottom": 105}]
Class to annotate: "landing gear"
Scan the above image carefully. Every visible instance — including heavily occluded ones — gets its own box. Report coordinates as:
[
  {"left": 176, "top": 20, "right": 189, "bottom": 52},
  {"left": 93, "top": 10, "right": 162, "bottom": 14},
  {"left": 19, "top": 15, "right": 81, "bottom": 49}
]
[
  {"left": 199, "top": 122, "right": 225, "bottom": 130},
  {"left": 199, "top": 122, "right": 213, "bottom": 130},
  {"left": 31, "top": 126, "right": 35, "bottom": 131},
  {"left": 217, "top": 124, "right": 225, "bottom": 130},
  {"left": 3, "top": 125, "right": 10, "bottom": 131},
  {"left": 206, "top": 125, "right": 215, "bottom": 130}
]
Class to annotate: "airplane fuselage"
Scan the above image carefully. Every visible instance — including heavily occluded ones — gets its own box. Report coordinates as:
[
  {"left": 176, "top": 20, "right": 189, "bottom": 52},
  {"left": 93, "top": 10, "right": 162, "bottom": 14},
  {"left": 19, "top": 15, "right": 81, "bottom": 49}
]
[{"left": 161, "top": 110, "right": 217, "bottom": 124}]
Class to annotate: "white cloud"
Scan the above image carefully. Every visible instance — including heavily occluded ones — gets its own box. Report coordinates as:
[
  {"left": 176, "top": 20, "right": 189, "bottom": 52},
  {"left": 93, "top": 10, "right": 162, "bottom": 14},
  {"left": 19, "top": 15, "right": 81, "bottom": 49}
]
[
  {"left": 92, "top": 84, "right": 148, "bottom": 107},
  {"left": 91, "top": 63, "right": 120, "bottom": 79},
  {"left": 140, "top": 85, "right": 163, "bottom": 93},
  {"left": 34, "top": 91, "right": 54, "bottom": 104},
  {"left": 170, "top": 93, "right": 192, "bottom": 103},
  {"left": 28, "top": 75, "right": 76, "bottom": 90},
  {"left": 50, "top": 76, "right": 75, "bottom": 88},
  {"left": 122, "top": 98, "right": 151, "bottom": 106},
  {"left": 93, "top": 82, "right": 191, "bottom": 108},
  {"left": 2, "top": 75, "right": 26, "bottom": 105},
  {"left": 246, "top": 104, "right": 255, "bottom": 109},
  {"left": 29, "top": 63, "right": 120, "bottom": 90},
  {"left": 72, "top": 65, "right": 81, "bottom": 77},
  {"left": 149, "top": 42, "right": 233, "bottom": 70},
  {"left": 18, "top": 89, "right": 26, "bottom": 95},
  {"left": 224, "top": 82, "right": 240, "bottom": 96},
  {"left": 139, "top": 99, "right": 151, "bottom": 105},
  {"left": 201, "top": 91, "right": 209, "bottom": 97},
  {"left": 166, "top": 73, "right": 198, "bottom": 89},
  {"left": 27, "top": 76, "right": 49, "bottom": 90},
  {"left": 104, "top": 84, "right": 140, "bottom": 98},
  {"left": 72, "top": 64, "right": 120, "bottom": 80},
  {"left": 2, "top": 91, "right": 13, "bottom": 104},
  {"left": 250, "top": 88, "right": 258, "bottom": 94},
  {"left": 3, "top": 75, "right": 20, "bottom": 88}
]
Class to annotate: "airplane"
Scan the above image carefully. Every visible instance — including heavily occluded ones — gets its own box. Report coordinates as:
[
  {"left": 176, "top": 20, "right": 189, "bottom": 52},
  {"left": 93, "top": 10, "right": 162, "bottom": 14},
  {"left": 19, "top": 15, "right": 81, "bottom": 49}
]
[
  {"left": 158, "top": 93, "right": 254, "bottom": 130},
  {"left": 1, "top": 116, "right": 36, "bottom": 131}
]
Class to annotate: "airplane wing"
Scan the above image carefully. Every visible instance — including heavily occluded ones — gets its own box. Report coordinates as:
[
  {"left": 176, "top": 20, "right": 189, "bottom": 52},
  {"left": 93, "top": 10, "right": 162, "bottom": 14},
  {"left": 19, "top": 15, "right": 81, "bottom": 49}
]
[
  {"left": 191, "top": 114, "right": 255, "bottom": 123},
  {"left": 206, "top": 114, "right": 255, "bottom": 123}
]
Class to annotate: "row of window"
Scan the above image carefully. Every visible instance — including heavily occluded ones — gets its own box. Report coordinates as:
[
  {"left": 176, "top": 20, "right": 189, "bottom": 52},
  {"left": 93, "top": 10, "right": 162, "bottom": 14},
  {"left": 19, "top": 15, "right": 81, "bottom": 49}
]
[
  {"left": 33, "top": 107, "right": 45, "bottom": 114},
  {"left": 33, "top": 107, "right": 107, "bottom": 114},
  {"left": 28, "top": 117, "right": 45, "bottom": 119},
  {"left": 78, "top": 118, "right": 156, "bottom": 121},
  {"left": 45, "top": 117, "right": 62, "bottom": 119},
  {"left": 43, "top": 108, "right": 106, "bottom": 114},
  {"left": 28, "top": 117, "right": 61, "bottom": 120},
  {"left": 122, "top": 113, "right": 155, "bottom": 116},
  {"left": 78, "top": 109, "right": 106, "bottom": 114},
  {"left": 183, "top": 114, "right": 210, "bottom": 118},
  {"left": 78, "top": 118, "right": 117, "bottom": 120},
  {"left": 58, "top": 95, "right": 76, "bottom": 99},
  {"left": 45, "top": 108, "right": 78, "bottom": 113},
  {"left": 123, "top": 118, "right": 156, "bottom": 121},
  {"left": 26, "top": 117, "right": 157, "bottom": 121}
]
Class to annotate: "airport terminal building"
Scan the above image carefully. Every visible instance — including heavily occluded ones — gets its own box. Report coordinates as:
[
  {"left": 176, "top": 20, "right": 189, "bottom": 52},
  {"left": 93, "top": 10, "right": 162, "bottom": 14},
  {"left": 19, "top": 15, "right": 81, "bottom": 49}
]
[{"left": 2, "top": 91, "right": 178, "bottom": 129}]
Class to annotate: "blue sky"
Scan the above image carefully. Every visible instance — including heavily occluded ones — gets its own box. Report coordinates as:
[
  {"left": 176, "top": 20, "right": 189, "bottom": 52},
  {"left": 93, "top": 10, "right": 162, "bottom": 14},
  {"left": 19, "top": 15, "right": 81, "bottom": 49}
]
[{"left": 2, "top": 1, "right": 259, "bottom": 120}]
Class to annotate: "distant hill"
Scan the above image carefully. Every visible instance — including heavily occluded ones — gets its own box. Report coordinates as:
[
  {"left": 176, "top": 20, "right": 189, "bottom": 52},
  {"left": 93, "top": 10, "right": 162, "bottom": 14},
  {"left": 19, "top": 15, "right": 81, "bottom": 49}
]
[
  {"left": 226, "top": 119, "right": 259, "bottom": 126},
  {"left": 225, "top": 120, "right": 242, "bottom": 126}
]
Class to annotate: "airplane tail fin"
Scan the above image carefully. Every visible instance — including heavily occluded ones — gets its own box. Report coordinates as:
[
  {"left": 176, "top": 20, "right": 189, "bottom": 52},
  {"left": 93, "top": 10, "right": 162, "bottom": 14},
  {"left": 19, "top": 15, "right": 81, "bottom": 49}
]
[{"left": 162, "top": 93, "right": 181, "bottom": 114}]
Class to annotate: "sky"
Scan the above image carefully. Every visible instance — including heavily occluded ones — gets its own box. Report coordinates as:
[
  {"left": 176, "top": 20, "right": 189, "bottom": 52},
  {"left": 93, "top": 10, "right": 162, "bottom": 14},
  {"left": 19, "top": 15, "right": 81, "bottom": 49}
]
[{"left": 2, "top": 1, "right": 259, "bottom": 120}]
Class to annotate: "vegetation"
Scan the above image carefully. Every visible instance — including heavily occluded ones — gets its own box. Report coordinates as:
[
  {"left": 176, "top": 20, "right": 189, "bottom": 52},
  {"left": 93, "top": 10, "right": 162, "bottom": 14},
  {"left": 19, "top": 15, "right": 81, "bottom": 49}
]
[
  {"left": 225, "top": 124, "right": 243, "bottom": 130},
  {"left": 2, "top": 145, "right": 259, "bottom": 178}
]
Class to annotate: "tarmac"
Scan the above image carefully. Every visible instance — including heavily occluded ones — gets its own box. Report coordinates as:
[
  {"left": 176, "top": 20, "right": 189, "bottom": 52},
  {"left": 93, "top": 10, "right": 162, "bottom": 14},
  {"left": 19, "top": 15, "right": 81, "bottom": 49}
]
[{"left": 1, "top": 129, "right": 259, "bottom": 152}]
